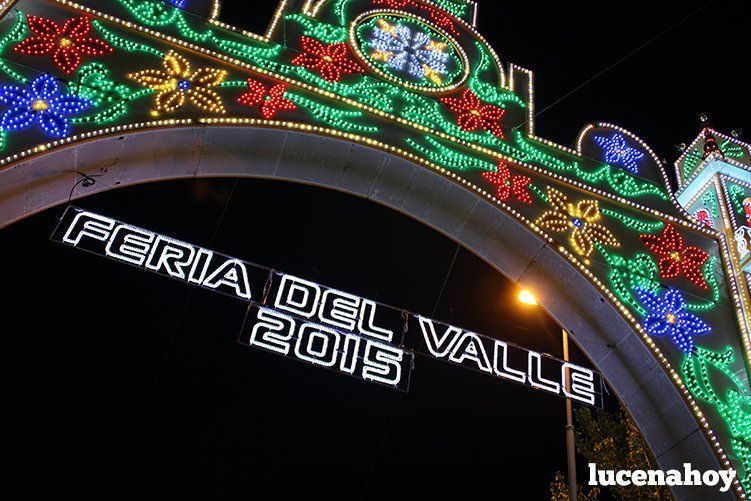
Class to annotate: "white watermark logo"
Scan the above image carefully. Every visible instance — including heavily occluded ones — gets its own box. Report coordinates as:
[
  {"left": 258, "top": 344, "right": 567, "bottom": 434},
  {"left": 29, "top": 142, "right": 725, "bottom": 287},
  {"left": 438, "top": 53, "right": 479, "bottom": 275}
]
[{"left": 588, "top": 463, "right": 736, "bottom": 493}]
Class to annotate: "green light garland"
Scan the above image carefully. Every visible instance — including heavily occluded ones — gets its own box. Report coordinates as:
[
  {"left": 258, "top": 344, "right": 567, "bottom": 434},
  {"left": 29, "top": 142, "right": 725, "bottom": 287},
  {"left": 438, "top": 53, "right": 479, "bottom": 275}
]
[
  {"left": 247, "top": 50, "right": 403, "bottom": 113},
  {"left": 681, "top": 149, "right": 703, "bottom": 179},
  {"left": 286, "top": 13, "right": 347, "bottom": 43},
  {"left": 431, "top": 0, "right": 470, "bottom": 18},
  {"left": 515, "top": 133, "right": 670, "bottom": 200},
  {"left": 598, "top": 248, "right": 718, "bottom": 315},
  {"left": 684, "top": 258, "right": 720, "bottom": 312},
  {"left": 728, "top": 183, "right": 747, "bottom": 215},
  {"left": 528, "top": 183, "right": 547, "bottom": 202},
  {"left": 98, "top": 3, "right": 670, "bottom": 203},
  {"left": 286, "top": 91, "right": 378, "bottom": 133},
  {"left": 212, "top": 37, "right": 282, "bottom": 62},
  {"left": 600, "top": 208, "right": 665, "bottom": 233},
  {"left": 405, "top": 132, "right": 670, "bottom": 201},
  {"left": 332, "top": 0, "right": 351, "bottom": 26},
  {"left": 701, "top": 189, "right": 719, "bottom": 218},
  {"left": 69, "top": 63, "right": 150, "bottom": 124},
  {"left": 116, "top": 0, "right": 282, "bottom": 62},
  {"left": 598, "top": 245, "right": 659, "bottom": 315},
  {"left": 406, "top": 135, "right": 493, "bottom": 171},
  {"left": 216, "top": 79, "right": 376, "bottom": 133},
  {"left": 411, "top": 127, "right": 669, "bottom": 200},
  {"left": 469, "top": 42, "right": 524, "bottom": 109},
  {"left": 0, "top": 12, "right": 29, "bottom": 83},
  {"left": 93, "top": 20, "right": 163, "bottom": 56},
  {"left": 118, "top": 0, "right": 178, "bottom": 26},
  {"left": 683, "top": 346, "right": 751, "bottom": 491},
  {"left": 721, "top": 139, "right": 745, "bottom": 159}
]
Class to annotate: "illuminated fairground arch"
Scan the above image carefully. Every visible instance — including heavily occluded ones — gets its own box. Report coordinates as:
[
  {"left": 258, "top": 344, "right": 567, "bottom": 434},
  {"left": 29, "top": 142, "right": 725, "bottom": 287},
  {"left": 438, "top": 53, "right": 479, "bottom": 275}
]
[{"left": 1, "top": 0, "right": 751, "bottom": 497}]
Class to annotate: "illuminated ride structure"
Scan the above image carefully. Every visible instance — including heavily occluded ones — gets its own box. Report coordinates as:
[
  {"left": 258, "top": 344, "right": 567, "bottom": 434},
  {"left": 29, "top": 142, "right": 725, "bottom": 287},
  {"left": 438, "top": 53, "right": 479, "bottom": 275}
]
[{"left": 0, "top": 0, "right": 749, "bottom": 497}]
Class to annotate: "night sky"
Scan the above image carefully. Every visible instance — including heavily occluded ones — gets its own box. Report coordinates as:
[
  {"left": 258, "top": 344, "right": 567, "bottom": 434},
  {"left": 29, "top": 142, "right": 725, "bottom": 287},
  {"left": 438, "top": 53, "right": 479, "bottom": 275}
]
[{"left": 1, "top": 0, "right": 749, "bottom": 500}]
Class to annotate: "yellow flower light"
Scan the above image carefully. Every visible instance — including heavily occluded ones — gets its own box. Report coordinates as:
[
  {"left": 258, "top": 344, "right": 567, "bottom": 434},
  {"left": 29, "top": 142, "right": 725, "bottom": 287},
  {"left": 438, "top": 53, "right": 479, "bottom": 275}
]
[
  {"left": 128, "top": 50, "right": 227, "bottom": 114},
  {"left": 535, "top": 186, "right": 620, "bottom": 258}
]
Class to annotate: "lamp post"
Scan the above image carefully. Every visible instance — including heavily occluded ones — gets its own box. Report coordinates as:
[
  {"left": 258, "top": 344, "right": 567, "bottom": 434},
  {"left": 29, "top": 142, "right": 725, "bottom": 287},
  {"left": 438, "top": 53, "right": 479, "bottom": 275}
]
[
  {"left": 518, "top": 289, "right": 577, "bottom": 501},
  {"left": 562, "top": 328, "right": 578, "bottom": 501}
]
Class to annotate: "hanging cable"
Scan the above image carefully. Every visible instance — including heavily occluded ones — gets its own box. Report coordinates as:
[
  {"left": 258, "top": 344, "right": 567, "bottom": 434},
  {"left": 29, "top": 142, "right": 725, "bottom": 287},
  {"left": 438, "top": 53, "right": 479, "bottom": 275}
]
[{"left": 106, "top": 178, "right": 238, "bottom": 500}]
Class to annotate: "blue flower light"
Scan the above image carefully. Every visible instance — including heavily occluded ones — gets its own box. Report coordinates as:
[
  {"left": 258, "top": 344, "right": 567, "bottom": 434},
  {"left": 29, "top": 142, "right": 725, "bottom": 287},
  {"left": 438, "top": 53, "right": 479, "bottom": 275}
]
[
  {"left": 0, "top": 74, "right": 93, "bottom": 138},
  {"left": 168, "top": 0, "right": 187, "bottom": 8},
  {"left": 635, "top": 287, "right": 711, "bottom": 354},
  {"left": 369, "top": 21, "right": 449, "bottom": 82},
  {"left": 594, "top": 133, "right": 644, "bottom": 174}
]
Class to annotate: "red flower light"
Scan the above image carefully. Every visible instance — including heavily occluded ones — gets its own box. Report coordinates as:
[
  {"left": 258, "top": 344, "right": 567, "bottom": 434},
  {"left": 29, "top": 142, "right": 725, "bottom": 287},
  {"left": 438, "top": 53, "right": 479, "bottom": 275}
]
[
  {"left": 372, "top": 0, "right": 459, "bottom": 35},
  {"left": 237, "top": 79, "right": 296, "bottom": 119},
  {"left": 440, "top": 90, "right": 505, "bottom": 139},
  {"left": 422, "top": 5, "right": 459, "bottom": 35},
  {"left": 14, "top": 16, "right": 113, "bottom": 74},
  {"left": 640, "top": 224, "right": 709, "bottom": 290},
  {"left": 291, "top": 36, "right": 363, "bottom": 83},
  {"left": 482, "top": 162, "right": 531, "bottom": 204}
]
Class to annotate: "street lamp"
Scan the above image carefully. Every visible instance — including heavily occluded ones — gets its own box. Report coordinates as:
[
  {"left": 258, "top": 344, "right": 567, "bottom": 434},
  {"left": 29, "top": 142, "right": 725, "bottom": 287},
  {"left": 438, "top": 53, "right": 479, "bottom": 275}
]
[
  {"left": 517, "top": 289, "right": 578, "bottom": 501},
  {"left": 518, "top": 289, "right": 538, "bottom": 305}
]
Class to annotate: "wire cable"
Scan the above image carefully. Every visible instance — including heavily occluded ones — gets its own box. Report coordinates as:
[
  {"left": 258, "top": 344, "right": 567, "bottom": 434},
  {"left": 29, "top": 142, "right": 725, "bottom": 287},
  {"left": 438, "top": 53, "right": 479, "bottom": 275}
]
[
  {"left": 514, "top": 0, "right": 716, "bottom": 130},
  {"left": 358, "top": 241, "right": 462, "bottom": 500},
  {"left": 105, "top": 178, "right": 239, "bottom": 500}
]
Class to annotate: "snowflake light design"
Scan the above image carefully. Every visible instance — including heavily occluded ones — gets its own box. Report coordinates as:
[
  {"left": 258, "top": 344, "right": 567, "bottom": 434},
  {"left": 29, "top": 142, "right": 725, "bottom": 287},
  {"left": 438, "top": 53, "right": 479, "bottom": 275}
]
[
  {"left": 0, "top": 73, "right": 93, "bottom": 138},
  {"left": 635, "top": 287, "right": 710, "bottom": 354},
  {"left": 368, "top": 19, "right": 449, "bottom": 84},
  {"left": 594, "top": 133, "right": 644, "bottom": 174}
]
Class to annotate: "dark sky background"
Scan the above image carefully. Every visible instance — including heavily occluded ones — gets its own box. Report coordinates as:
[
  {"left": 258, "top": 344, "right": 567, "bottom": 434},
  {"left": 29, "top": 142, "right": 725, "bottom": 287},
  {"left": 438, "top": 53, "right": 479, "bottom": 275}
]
[{"left": 1, "top": 0, "right": 749, "bottom": 500}]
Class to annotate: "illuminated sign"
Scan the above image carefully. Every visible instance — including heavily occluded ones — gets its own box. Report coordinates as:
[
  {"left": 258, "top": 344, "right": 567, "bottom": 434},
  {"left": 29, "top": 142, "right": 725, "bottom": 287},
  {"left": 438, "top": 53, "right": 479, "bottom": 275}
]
[{"left": 53, "top": 207, "right": 604, "bottom": 405}]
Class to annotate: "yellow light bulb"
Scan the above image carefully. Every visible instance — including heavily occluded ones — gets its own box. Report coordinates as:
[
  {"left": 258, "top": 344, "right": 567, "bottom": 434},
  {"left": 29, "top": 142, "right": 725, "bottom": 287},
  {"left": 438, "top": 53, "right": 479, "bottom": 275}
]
[{"left": 518, "top": 290, "right": 537, "bottom": 306}]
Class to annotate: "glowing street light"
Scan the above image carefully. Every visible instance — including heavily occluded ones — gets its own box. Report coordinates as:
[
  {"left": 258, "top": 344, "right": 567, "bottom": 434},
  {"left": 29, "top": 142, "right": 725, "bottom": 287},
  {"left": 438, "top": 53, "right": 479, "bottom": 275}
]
[
  {"left": 518, "top": 289, "right": 538, "bottom": 306},
  {"left": 516, "top": 286, "right": 578, "bottom": 500}
]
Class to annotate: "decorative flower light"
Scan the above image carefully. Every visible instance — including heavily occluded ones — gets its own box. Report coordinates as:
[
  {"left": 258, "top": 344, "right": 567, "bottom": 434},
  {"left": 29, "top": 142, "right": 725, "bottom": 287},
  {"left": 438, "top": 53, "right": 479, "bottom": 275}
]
[
  {"left": 371, "top": 0, "right": 459, "bottom": 35},
  {"left": 440, "top": 89, "right": 505, "bottom": 139},
  {"left": 128, "top": 50, "right": 227, "bottom": 114},
  {"left": 635, "top": 287, "right": 710, "bottom": 354},
  {"left": 693, "top": 207, "right": 714, "bottom": 228},
  {"left": 237, "top": 79, "right": 296, "bottom": 119},
  {"left": 640, "top": 224, "right": 709, "bottom": 290},
  {"left": 368, "top": 19, "right": 449, "bottom": 84},
  {"left": 482, "top": 162, "right": 531, "bottom": 205},
  {"left": 0, "top": 73, "right": 93, "bottom": 138},
  {"left": 168, "top": 0, "right": 187, "bottom": 7},
  {"left": 743, "top": 197, "right": 751, "bottom": 225},
  {"left": 535, "top": 186, "right": 620, "bottom": 258},
  {"left": 594, "top": 133, "right": 644, "bottom": 174},
  {"left": 14, "top": 15, "right": 113, "bottom": 75},
  {"left": 291, "top": 36, "right": 363, "bottom": 83}
]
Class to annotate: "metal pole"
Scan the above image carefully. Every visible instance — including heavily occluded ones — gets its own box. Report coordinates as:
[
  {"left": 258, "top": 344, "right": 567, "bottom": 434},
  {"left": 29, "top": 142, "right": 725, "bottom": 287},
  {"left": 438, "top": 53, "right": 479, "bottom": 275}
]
[{"left": 563, "top": 328, "right": 578, "bottom": 501}]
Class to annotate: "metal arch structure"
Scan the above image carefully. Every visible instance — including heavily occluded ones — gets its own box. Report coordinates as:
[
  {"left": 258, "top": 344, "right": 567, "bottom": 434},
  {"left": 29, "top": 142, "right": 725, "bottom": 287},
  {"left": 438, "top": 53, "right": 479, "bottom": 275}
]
[{"left": 0, "top": 0, "right": 750, "bottom": 497}]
